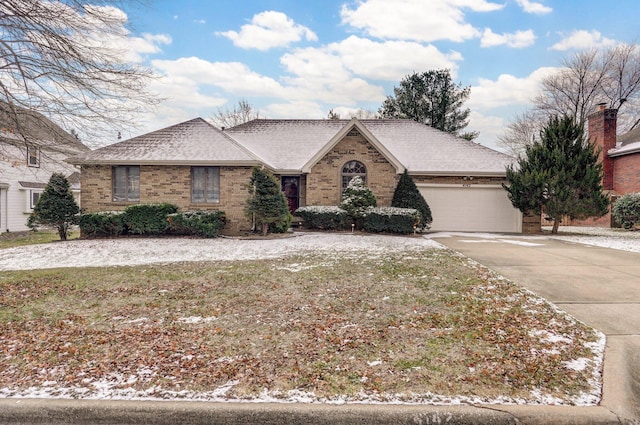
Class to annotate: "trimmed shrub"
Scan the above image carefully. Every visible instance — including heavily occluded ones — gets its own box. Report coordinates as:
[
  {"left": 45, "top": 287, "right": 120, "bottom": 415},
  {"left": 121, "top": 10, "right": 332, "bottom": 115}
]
[
  {"left": 391, "top": 170, "right": 432, "bottom": 230},
  {"left": 340, "top": 176, "right": 377, "bottom": 228},
  {"left": 27, "top": 173, "right": 80, "bottom": 240},
  {"left": 167, "top": 210, "right": 227, "bottom": 237},
  {"left": 363, "top": 207, "right": 420, "bottom": 234},
  {"left": 122, "top": 203, "right": 179, "bottom": 235},
  {"left": 78, "top": 211, "right": 126, "bottom": 238},
  {"left": 245, "top": 167, "right": 291, "bottom": 236},
  {"left": 612, "top": 193, "right": 640, "bottom": 229},
  {"left": 270, "top": 212, "right": 292, "bottom": 234},
  {"left": 294, "top": 206, "right": 348, "bottom": 230}
]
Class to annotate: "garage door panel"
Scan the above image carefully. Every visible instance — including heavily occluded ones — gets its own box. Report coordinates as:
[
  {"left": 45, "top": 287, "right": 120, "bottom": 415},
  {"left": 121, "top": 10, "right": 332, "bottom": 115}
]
[{"left": 419, "top": 185, "right": 521, "bottom": 233}]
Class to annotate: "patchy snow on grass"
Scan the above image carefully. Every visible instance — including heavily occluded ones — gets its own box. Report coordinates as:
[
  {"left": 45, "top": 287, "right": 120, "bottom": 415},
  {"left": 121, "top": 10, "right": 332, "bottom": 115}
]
[
  {"left": 0, "top": 233, "right": 443, "bottom": 271},
  {"left": 0, "top": 230, "right": 610, "bottom": 406}
]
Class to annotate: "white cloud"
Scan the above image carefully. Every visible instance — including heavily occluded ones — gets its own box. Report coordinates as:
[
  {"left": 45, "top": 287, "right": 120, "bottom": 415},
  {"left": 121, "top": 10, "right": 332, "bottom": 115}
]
[
  {"left": 217, "top": 11, "right": 317, "bottom": 51},
  {"left": 124, "top": 33, "right": 172, "bottom": 62},
  {"left": 193, "top": 19, "right": 206, "bottom": 24},
  {"left": 481, "top": 28, "right": 535, "bottom": 48},
  {"left": 468, "top": 67, "right": 559, "bottom": 109},
  {"left": 550, "top": 30, "right": 617, "bottom": 51},
  {"left": 152, "top": 57, "right": 286, "bottom": 98},
  {"left": 340, "top": 0, "right": 503, "bottom": 43},
  {"left": 265, "top": 100, "right": 327, "bottom": 118},
  {"left": 466, "top": 111, "right": 506, "bottom": 151},
  {"left": 330, "top": 36, "right": 462, "bottom": 81},
  {"left": 515, "top": 0, "right": 552, "bottom": 14}
]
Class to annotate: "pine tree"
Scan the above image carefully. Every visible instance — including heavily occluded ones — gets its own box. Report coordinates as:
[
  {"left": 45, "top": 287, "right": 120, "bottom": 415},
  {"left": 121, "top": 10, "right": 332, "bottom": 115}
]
[
  {"left": 503, "top": 115, "right": 609, "bottom": 234},
  {"left": 391, "top": 170, "right": 432, "bottom": 230},
  {"left": 245, "top": 167, "right": 291, "bottom": 236},
  {"left": 340, "top": 176, "right": 377, "bottom": 227},
  {"left": 27, "top": 173, "right": 79, "bottom": 240},
  {"left": 379, "top": 69, "right": 477, "bottom": 139}
]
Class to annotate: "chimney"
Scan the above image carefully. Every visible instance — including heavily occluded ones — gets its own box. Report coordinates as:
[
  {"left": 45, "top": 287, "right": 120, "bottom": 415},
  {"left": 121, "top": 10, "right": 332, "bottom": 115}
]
[{"left": 588, "top": 106, "right": 617, "bottom": 190}]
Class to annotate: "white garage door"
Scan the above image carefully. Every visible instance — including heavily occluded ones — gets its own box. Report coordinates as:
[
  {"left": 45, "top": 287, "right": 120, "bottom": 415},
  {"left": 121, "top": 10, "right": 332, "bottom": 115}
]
[{"left": 418, "top": 184, "right": 522, "bottom": 233}]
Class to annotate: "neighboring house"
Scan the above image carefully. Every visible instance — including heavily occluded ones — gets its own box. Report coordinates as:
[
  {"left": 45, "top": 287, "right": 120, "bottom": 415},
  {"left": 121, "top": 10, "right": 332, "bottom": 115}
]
[
  {"left": 572, "top": 107, "right": 640, "bottom": 226},
  {"left": 68, "top": 118, "right": 530, "bottom": 234},
  {"left": 0, "top": 108, "right": 89, "bottom": 232}
]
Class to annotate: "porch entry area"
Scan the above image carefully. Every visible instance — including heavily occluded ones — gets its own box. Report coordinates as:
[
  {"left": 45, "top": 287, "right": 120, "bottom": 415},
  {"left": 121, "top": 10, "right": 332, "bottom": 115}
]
[{"left": 281, "top": 176, "right": 300, "bottom": 213}]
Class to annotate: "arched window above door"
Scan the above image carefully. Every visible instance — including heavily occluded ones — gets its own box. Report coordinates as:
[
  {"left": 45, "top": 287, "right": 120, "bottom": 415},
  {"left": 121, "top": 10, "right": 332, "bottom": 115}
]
[{"left": 341, "top": 160, "right": 366, "bottom": 191}]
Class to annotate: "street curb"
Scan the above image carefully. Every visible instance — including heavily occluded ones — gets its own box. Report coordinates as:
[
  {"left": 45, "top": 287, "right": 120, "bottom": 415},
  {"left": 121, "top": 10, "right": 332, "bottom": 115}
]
[
  {"left": 0, "top": 399, "right": 622, "bottom": 425},
  {"left": 601, "top": 335, "right": 640, "bottom": 424}
]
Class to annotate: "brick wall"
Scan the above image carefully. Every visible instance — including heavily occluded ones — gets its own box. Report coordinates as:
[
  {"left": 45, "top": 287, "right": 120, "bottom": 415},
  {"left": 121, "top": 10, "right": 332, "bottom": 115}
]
[
  {"left": 80, "top": 164, "right": 254, "bottom": 234},
  {"left": 613, "top": 154, "right": 640, "bottom": 194},
  {"left": 306, "top": 130, "right": 398, "bottom": 206},
  {"left": 588, "top": 108, "right": 617, "bottom": 190}
]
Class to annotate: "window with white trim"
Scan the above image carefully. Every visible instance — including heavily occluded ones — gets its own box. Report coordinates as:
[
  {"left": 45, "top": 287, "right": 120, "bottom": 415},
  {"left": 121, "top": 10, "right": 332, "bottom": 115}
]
[
  {"left": 27, "top": 146, "right": 40, "bottom": 167},
  {"left": 30, "top": 190, "right": 41, "bottom": 209}
]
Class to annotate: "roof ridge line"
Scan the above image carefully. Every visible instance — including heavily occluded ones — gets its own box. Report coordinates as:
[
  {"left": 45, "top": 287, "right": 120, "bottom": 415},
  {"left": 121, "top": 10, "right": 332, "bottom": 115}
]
[{"left": 201, "top": 118, "right": 274, "bottom": 168}]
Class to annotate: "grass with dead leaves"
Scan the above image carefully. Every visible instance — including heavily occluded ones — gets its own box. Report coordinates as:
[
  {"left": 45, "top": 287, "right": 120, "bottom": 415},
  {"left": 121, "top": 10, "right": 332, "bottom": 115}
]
[
  {"left": 0, "top": 230, "right": 79, "bottom": 249},
  {"left": 0, "top": 247, "right": 602, "bottom": 404}
]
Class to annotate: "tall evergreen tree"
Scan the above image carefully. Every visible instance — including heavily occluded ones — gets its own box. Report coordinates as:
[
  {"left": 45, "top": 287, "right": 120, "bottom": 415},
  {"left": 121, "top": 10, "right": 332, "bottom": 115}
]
[
  {"left": 27, "top": 173, "right": 79, "bottom": 240},
  {"left": 391, "top": 170, "right": 432, "bottom": 230},
  {"left": 379, "top": 69, "right": 478, "bottom": 140},
  {"left": 245, "top": 167, "right": 291, "bottom": 236},
  {"left": 503, "top": 115, "right": 609, "bottom": 234}
]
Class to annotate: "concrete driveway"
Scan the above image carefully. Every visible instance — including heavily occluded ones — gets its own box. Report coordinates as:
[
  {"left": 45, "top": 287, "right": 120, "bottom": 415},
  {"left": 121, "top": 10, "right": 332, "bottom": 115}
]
[{"left": 431, "top": 233, "right": 640, "bottom": 423}]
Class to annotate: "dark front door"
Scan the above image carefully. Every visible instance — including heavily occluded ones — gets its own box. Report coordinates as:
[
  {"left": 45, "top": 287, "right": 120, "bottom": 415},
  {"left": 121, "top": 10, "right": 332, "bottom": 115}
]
[{"left": 282, "top": 176, "right": 300, "bottom": 213}]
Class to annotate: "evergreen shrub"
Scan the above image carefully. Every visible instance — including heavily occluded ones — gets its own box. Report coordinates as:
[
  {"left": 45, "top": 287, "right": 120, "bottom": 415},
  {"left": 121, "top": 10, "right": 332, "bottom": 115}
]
[
  {"left": 340, "top": 176, "right": 376, "bottom": 228},
  {"left": 245, "top": 167, "right": 291, "bottom": 236},
  {"left": 121, "top": 203, "right": 179, "bottom": 235},
  {"left": 363, "top": 207, "right": 420, "bottom": 234},
  {"left": 167, "top": 211, "right": 227, "bottom": 237},
  {"left": 78, "top": 211, "right": 126, "bottom": 237},
  {"left": 294, "top": 206, "right": 348, "bottom": 230},
  {"left": 612, "top": 193, "right": 640, "bottom": 229},
  {"left": 391, "top": 170, "right": 432, "bottom": 230},
  {"left": 27, "top": 173, "right": 80, "bottom": 240}
]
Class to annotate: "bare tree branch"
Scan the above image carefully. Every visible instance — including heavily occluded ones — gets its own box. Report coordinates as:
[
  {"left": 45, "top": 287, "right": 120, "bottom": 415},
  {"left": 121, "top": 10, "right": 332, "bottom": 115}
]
[
  {"left": 503, "top": 43, "right": 640, "bottom": 154},
  {"left": 211, "top": 99, "right": 261, "bottom": 129},
  {"left": 0, "top": 0, "right": 160, "bottom": 148}
]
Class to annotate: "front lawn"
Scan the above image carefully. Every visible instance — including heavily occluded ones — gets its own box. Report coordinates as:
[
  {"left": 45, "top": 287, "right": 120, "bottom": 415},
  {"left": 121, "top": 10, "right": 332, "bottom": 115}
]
[
  {"left": 0, "top": 230, "right": 79, "bottom": 250},
  {"left": 0, "top": 244, "right": 603, "bottom": 405}
]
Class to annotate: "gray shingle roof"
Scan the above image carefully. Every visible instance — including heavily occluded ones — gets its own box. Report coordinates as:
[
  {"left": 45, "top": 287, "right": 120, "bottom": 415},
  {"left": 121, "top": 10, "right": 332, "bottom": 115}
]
[
  {"left": 70, "top": 117, "right": 515, "bottom": 175},
  {"left": 0, "top": 101, "right": 89, "bottom": 155},
  {"left": 608, "top": 127, "right": 640, "bottom": 157},
  {"left": 69, "top": 118, "right": 261, "bottom": 165},
  {"left": 355, "top": 119, "right": 514, "bottom": 175}
]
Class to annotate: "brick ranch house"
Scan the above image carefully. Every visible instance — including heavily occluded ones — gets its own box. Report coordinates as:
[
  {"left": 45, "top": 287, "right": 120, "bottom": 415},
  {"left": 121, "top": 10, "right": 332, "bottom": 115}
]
[
  {"left": 68, "top": 118, "right": 534, "bottom": 234},
  {"left": 568, "top": 107, "right": 640, "bottom": 227}
]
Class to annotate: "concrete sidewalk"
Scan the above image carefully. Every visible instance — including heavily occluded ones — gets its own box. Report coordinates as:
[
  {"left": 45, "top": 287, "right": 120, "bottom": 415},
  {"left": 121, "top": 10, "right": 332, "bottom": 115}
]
[{"left": 432, "top": 234, "right": 640, "bottom": 424}]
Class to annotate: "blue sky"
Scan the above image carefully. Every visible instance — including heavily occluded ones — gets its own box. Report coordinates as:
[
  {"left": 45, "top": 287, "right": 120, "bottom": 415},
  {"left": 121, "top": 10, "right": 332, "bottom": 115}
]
[{"left": 116, "top": 0, "right": 640, "bottom": 151}]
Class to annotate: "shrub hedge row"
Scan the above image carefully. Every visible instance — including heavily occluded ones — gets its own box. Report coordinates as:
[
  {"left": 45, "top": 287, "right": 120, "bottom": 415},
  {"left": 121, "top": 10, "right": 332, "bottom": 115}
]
[
  {"left": 294, "top": 205, "right": 419, "bottom": 234},
  {"left": 293, "top": 206, "right": 348, "bottom": 230},
  {"left": 167, "top": 210, "right": 227, "bottom": 237},
  {"left": 363, "top": 207, "right": 420, "bottom": 234},
  {"left": 78, "top": 204, "right": 226, "bottom": 238}
]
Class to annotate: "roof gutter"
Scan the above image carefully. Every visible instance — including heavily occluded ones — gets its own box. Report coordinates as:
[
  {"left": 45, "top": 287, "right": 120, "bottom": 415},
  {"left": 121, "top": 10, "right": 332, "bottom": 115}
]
[
  {"left": 608, "top": 145, "right": 640, "bottom": 157},
  {"left": 407, "top": 170, "right": 507, "bottom": 177},
  {"left": 66, "top": 159, "right": 265, "bottom": 167}
]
